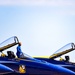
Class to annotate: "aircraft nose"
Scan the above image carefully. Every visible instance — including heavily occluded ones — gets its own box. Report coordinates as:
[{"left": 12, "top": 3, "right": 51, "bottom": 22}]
[
  {"left": 43, "top": 62, "right": 75, "bottom": 75},
  {"left": 48, "top": 63, "right": 75, "bottom": 75},
  {"left": 0, "top": 64, "right": 14, "bottom": 74},
  {"left": 56, "top": 65, "right": 75, "bottom": 75}
]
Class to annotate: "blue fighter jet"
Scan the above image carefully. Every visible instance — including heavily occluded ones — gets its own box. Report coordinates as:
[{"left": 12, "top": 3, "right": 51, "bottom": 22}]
[
  {"left": 0, "top": 36, "right": 74, "bottom": 75},
  {"left": 35, "top": 42, "right": 75, "bottom": 73}
]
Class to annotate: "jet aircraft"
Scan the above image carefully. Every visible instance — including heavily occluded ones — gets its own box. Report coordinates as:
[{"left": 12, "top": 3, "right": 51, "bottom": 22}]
[
  {"left": 35, "top": 43, "right": 75, "bottom": 72},
  {"left": 0, "top": 36, "right": 75, "bottom": 75}
]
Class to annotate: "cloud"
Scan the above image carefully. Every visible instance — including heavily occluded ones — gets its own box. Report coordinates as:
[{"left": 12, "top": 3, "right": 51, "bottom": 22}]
[{"left": 0, "top": 0, "right": 75, "bottom": 7}]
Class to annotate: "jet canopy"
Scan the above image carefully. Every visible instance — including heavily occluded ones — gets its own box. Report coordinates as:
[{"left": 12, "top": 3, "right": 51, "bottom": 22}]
[
  {"left": 49, "top": 43, "right": 75, "bottom": 61},
  {"left": 0, "top": 36, "right": 19, "bottom": 52},
  {"left": 0, "top": 36, "right": 36, "bottom": 60}
]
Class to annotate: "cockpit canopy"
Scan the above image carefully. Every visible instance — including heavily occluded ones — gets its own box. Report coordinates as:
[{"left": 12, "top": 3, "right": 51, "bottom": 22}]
[
  {"left": 50, "top": 43, "right": 75, "bottom": 62},
  {"left": 53, "top": 43, "right": 75, "bottom": 54},
  {"left": 0, "top": 36, "right": 19, "bottom": 52},
  {"left": 0, "top": 36, "right": 35, "bottom": 60}
]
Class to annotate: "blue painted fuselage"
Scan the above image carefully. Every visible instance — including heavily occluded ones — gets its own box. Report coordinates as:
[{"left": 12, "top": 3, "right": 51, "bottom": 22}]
[
  {"left": 35, "top": 57, "right": 75, "bottom": 73},
  {"left": 0, "top": 57, "right": 75, "bottom": 75}
]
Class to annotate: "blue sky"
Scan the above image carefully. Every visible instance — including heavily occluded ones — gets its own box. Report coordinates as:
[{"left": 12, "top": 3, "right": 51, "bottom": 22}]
[{"left": 0, "top": 0, "right": 75, "bottom": 58}]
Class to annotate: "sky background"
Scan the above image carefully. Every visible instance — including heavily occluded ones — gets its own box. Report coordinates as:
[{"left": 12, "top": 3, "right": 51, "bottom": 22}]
[{"left": 0, "top": 0, "right": 75, "bottom": 59}]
